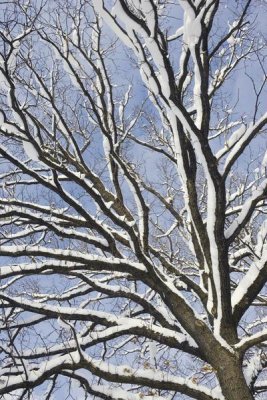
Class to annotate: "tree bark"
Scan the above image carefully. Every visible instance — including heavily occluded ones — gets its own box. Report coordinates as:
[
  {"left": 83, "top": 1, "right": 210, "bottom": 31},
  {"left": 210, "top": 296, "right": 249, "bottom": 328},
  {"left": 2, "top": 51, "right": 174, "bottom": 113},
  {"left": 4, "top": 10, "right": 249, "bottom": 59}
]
[{"left": 215, "top": 353, "right": 253, "bottom": 400}]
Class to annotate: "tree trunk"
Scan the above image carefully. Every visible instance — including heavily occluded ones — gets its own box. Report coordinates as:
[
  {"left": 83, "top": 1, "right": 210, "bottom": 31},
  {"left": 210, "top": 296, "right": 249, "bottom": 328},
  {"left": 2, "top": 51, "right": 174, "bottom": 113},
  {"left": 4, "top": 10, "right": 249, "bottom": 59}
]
[{"left": 216, "top": 354, "right": 253, "bottom": 400}]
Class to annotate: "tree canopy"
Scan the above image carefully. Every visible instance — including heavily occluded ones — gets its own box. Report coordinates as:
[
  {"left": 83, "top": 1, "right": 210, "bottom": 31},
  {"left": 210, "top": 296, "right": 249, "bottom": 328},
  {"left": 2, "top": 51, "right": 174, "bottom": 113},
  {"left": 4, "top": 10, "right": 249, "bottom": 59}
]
[{"left": 0, "top": 1, "right": 267, "bottom": 399}]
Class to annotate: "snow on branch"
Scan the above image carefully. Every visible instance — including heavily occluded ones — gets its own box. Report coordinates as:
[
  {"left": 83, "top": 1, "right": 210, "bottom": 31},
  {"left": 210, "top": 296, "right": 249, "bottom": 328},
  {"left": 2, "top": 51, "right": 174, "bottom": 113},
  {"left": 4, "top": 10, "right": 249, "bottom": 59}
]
[{"left": 0, "top": 1, "right": 266, "bottom": 399}]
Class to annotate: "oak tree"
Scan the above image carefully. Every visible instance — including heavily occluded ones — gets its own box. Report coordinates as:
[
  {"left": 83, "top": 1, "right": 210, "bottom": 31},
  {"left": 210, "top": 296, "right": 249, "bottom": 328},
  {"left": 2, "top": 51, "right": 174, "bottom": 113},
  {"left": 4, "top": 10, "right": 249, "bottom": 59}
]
[{"left": 0, "top": 1, "right": 267, "bottom": 399}]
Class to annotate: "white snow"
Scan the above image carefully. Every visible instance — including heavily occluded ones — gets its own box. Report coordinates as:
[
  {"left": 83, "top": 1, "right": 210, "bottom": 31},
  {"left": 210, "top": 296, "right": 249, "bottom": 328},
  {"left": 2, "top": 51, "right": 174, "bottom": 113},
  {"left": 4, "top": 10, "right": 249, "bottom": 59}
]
[
  {"left": 180, "top": 1, "right": 202, "bottom": 48},
  {"left": 223, "top": 111, "right": 267, "bottom": 173},
  {"left": 216, "top": 124, "right": 246, "bottom": 159},
  {"left": 23, "top": 140, "right": 39, "bottom": 161},
  {"left": 167, "top": 26, "right": 184, "bottom": 41},
  {"left": 232, "top": 250, "right": 267, "bottom": 310},
  {"left": 226, "top": 177, "right": 267, "bottom": 239},
  {"left": 0, "top": 245, "right": 147, "bottom": 272},
  {"left": 243, "top": 351, "right": 263, "bottom": 385},
  {"left": 7, "top": 40, "right": 20, "bottom": 73}
]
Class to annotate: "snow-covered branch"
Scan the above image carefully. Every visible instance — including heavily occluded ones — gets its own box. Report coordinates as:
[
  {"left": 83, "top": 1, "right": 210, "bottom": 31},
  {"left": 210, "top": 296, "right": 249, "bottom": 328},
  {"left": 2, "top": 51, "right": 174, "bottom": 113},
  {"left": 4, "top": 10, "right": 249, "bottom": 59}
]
[{"left": 0, "top": 1, "right": 266, "bottom": 399}]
